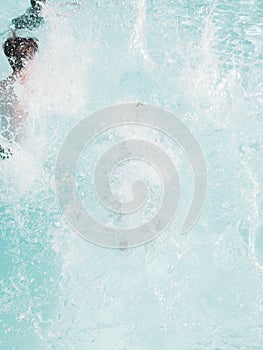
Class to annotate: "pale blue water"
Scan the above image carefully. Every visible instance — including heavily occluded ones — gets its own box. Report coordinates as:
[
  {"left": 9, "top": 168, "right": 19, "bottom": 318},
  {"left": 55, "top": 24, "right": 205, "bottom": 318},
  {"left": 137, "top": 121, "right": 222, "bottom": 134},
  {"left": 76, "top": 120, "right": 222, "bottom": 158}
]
[{"left": 0, "top": 0, "right": 263, "bottom": 349}]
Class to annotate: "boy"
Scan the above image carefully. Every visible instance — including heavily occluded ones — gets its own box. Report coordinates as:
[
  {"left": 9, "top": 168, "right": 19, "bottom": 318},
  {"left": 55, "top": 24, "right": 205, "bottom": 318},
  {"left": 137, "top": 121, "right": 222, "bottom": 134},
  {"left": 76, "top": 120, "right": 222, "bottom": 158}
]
[{"left": 0, "top": 34, "right": 39, "bottom": 159}]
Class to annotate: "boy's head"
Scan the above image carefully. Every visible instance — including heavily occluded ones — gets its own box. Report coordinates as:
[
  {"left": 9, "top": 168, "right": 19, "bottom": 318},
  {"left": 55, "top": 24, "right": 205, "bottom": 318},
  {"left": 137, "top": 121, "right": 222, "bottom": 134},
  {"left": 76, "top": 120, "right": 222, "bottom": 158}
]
[{"left": 3, "top": 36, "right": 39, "bottom": 73}]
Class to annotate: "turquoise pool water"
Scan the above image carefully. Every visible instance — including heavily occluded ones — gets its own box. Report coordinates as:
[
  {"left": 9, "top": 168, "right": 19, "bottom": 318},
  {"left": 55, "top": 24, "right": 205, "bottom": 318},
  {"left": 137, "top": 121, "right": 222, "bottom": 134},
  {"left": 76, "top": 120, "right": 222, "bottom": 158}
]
[{"left": 1, "top": 0, "right": 263, "bottom": 349}]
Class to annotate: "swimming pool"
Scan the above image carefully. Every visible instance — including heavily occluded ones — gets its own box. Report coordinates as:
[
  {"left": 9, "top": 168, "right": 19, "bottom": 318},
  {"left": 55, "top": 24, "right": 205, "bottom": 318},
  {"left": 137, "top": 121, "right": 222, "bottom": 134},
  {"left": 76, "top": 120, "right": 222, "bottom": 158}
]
[{"left": 0, "top": 0, "right": 263, "bottom": 349}]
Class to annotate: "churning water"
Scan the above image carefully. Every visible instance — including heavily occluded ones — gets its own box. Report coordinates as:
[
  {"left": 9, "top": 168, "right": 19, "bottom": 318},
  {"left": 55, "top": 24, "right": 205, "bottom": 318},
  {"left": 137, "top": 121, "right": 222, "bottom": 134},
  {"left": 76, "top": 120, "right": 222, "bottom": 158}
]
[{"left": 0, "top": 0, "right": 263, "bottom": 349}]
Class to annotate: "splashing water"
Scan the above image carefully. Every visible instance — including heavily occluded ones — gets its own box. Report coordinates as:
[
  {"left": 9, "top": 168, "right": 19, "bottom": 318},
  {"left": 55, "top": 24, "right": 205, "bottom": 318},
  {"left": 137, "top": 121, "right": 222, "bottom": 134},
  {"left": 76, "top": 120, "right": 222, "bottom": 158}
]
[{"left": 0, "top": 0, "right": 263, "bottom": 349}]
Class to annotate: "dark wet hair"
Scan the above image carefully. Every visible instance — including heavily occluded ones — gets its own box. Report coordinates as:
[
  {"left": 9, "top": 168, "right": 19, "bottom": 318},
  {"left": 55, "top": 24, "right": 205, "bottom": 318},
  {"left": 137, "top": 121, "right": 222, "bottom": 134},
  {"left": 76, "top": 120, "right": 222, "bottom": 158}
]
[
  {"left": 3, "top": 36, "right": 39, "bottom": 73},
  {"left": 31, "top": 0, "right": 47, "bottom": 10}
]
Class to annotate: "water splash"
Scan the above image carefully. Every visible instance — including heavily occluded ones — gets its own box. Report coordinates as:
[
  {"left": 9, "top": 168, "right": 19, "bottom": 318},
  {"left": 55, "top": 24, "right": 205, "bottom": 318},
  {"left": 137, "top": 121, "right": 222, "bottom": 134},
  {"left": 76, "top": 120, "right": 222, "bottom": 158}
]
[
  {"left": 129, "top": 0, "right": 154, "bottom": 68},
  {"left": 0, "top": 0, "right": 263, "bottom": 349}
]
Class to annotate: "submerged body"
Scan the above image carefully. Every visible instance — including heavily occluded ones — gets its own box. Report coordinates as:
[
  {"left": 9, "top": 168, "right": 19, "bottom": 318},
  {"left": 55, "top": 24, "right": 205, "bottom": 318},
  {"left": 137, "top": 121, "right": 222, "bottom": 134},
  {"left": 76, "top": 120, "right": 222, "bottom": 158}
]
[{"left": 0, "top": 75, "right": 27, "bottom": 144}]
